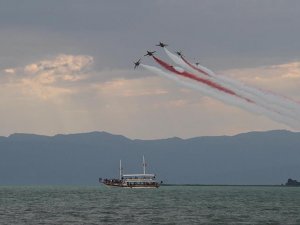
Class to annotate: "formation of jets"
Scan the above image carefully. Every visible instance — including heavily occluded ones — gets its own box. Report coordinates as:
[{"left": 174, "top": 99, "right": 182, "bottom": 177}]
[{"left": 133, "top": 42, "right": 199, "bottom": 69}]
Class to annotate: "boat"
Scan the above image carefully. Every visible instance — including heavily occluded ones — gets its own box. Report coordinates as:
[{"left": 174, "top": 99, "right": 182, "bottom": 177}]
[{"left": 99, "top": 156, "right": 161, "bottom": 188}]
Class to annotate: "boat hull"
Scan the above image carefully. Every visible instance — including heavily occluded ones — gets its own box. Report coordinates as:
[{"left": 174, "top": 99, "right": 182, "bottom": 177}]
[
  {"left": 102, "top": 180, "right": 159, "bottom": 188},
  {"left": 104, "top": 183, "right": 159, "bottom": 188}
]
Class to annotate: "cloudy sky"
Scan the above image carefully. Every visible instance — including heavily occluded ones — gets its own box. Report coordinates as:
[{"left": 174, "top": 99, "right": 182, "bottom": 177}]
[{"left": 1, "top": 0, "right": 300, "bottom": 139}]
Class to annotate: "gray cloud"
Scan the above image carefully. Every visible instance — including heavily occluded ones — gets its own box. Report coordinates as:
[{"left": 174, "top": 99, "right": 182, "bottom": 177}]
[{"left": 2, "top": 0, "right": 300, "bottom": 74}]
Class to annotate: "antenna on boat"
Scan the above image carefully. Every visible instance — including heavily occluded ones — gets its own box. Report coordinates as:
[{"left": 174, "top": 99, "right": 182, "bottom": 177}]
[
  {"left": 119, "top": 159, "right": 123, "bottom": 180},
  {"left": 143, "top": 155, "right": 146, "bottom": 174}
]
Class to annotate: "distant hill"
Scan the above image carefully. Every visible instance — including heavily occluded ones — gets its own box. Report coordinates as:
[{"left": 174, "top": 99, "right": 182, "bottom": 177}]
[{"left": 0, "top": 130, "right": 300, "bottom": 185}]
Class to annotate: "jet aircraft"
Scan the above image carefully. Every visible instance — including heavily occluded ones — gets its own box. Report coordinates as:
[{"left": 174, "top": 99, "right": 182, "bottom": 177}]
[
  {"left": 134, "top": 59, "right": 141, "bottom": 69},
  {"left": 144, "top": 51, "right": 156, "bottom": 57},
  {"left": 156, "top": 42, "right": 168, "bottom": 48},
  {"left": 176, "top": 51, "right": 183, "bottom": 56}
]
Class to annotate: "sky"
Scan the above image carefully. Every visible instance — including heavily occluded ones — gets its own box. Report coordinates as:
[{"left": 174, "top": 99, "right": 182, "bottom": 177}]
[{"left": 1, "top": 0, "right": 300, "bottom": 139}]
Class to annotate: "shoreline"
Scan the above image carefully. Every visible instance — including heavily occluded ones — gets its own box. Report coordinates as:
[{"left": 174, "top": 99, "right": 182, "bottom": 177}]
[
  {"left": 0, "top": 184, "right": 299, "bottom": 187},
  {"left": 161, "top": 184, "right": 298, "bottom": 187}
]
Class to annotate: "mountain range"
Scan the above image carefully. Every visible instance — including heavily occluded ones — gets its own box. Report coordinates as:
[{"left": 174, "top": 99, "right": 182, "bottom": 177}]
[{"left": 0, "top": 130, "right": 299, "bottom": 185}]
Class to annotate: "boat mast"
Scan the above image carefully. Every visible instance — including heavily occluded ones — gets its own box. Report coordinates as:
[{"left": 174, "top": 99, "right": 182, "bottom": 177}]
[
  {"left": 143, "top": 155, "right": 146, "bottom": 174},
  {"left": 119, "top": 159, "right": 123, "bottom": 180}
]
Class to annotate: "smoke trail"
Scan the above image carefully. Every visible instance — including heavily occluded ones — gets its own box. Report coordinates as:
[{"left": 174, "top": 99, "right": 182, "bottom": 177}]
[
  {"left": 140, "top": 64, "right": 255, "bottom": 108},
  {"left": 164, "top": 47, "right": 213, "bottom": 77},
  {"left": 140, "top": 63, "right": 300, "bottom": 129},
  {"left": 189, "top": 57, "right": 300, "bottom": 119},
  {"left": 151, "top": 55, "right": 300, "bottom": 125},
  {"left": 181, "top": 56, "right": 211, "bottom": 76},
  {"left": 164, "top": 47, "right": 300, "bottom": 120},
  {"left": 152, "top": 55, "right": 254, "bottom": 103}
]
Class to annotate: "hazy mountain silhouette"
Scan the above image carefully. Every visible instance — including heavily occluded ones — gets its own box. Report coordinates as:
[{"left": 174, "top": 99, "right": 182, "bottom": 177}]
[{"left": 0, "top": 130, "right": 299, "bottom": 185}]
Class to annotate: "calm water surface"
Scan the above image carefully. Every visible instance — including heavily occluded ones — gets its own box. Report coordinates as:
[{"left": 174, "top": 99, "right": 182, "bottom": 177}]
[{"left": 1, "top": 186, "right": 300, "bottom": 225}]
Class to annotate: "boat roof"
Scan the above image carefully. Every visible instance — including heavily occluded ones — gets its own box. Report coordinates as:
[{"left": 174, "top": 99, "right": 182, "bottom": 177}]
[{"left": 123, "top": 174, "right": 155, "bottom": 177}]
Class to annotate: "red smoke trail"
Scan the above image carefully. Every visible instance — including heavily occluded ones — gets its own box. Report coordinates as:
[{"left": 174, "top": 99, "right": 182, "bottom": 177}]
[
  {"left": 153, "top": 56, "right": 254, "bottom": 104},
  {"left": 180, "top": 53, "right": 300, "bottom": 114},
  {"left": 180, "top": 56, "right": 211, "bottom": 77}
]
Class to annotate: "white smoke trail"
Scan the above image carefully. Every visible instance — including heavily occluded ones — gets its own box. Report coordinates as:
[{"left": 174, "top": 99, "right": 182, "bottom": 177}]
[
  {"left": 216, "top": 74, "right": 300, "bottom": 119},
  {"left": 198, "top": 64, "right": 300, "bottom": 120},
  {"left": 141, "top": 63, "right": 300, "bottom": 129},
  {"left": 164, "top": 48, "right": 300, "bottom": 121},
  {"left": 141, "top": 64, "right": 256, "bottom": 109}
]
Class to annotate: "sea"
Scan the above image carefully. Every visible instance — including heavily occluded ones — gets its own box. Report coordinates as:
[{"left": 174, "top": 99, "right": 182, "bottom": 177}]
[{"left": 1, "top": 185, "right": 300, "bottom": 225}]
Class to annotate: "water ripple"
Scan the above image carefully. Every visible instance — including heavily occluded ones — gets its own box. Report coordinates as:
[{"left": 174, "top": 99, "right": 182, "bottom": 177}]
[{"left": 0, "top": 186, "right": 300, "bottom": 224}]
